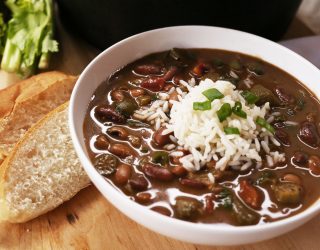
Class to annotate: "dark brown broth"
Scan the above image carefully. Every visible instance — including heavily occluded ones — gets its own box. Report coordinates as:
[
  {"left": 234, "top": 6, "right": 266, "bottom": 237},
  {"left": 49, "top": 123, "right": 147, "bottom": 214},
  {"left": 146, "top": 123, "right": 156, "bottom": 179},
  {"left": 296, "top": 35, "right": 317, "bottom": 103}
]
[{"left": 83, "top": 48, "right": 320, "bottom": 226}]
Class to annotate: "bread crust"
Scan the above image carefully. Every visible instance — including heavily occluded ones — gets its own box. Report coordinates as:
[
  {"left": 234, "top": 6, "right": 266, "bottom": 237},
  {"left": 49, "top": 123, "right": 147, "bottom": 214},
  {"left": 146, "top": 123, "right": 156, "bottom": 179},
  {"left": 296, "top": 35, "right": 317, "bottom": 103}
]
[
  {"left": 0, "top": 71, "right": 77, "bottom": 159},
  {"left": 0, "top": 71, "right": 70, "bottom": 118},
  {"left": 0, "top": 102, "right": 89, "bottom": 223}
]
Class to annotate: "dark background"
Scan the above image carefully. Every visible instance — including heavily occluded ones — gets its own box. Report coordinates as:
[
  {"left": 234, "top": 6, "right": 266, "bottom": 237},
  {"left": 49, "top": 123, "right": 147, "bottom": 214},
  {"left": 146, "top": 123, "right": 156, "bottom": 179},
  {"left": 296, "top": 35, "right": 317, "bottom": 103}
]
[{"left": 57, "top": 0, "right": 302, "bottom": 50}]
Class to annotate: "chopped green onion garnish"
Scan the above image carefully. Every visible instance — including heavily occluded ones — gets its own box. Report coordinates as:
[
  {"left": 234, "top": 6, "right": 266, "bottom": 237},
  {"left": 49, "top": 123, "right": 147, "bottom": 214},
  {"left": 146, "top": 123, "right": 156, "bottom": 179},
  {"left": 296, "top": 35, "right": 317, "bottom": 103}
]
[
  {"left": 232, "top": 101, "right": 247, "bottom": 118},
  {"left": 241, "top": 90, "right": 259, "bottom": 104},
  {"left": 256, "top": 116, "right": 275, "bottom": 133},
  {"left": 224, "top": 127, "right": 240, "bottom": 135},
  {"left": 217, "top": 103, "right": 232, "bottom": 122},
  {"left": 193, "top": 101, "right": 211, "bottom": 110},
  {"left": 202, "top": 88, "right": 224, "bottom": 101}
]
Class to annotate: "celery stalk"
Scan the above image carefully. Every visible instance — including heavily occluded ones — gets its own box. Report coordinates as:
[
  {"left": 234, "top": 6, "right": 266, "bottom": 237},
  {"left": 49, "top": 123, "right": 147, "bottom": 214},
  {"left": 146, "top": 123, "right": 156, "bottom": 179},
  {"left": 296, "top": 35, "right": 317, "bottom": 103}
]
[
  {"left": 0, "top": 0, "right": 58, "bottom": 77},
  {"left": 1, "top": 39, "right": 21, "bottom": 73}
]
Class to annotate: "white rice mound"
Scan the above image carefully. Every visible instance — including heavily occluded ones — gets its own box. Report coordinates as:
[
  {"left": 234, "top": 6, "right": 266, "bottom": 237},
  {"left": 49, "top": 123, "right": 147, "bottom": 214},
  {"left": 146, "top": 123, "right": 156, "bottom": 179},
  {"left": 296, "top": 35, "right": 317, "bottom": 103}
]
[
  {"left": 165, "top": 79, "right": 285, "bottom": 171},
  {"left": 133, "top": 78, "right": 285, "bottom": 172}
]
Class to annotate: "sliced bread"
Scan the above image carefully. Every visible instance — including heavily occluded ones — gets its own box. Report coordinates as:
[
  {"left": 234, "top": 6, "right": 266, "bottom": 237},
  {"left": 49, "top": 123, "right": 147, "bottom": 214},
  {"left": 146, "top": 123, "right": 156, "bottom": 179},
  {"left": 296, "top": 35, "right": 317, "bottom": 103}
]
[
  {"left": 0, "top": 102, "right": 90, "bottom": 223},
  {"left": 0, "top": 71, "right": 77, "bottom": 163}
]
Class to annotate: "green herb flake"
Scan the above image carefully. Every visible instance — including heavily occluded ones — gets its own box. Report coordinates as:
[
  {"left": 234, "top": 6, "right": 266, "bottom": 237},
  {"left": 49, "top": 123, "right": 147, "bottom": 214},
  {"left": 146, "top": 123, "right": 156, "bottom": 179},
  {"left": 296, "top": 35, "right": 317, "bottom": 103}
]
[
  {"left": 152, "top": 151, "right": 169, "bottom": 165},
  {"left": 127, "top": 119, "right": 150, "bottom": 128},
  {"left": 140, "top": 147, "right": 149, "bottom": 153},
  {"left": 202, "top": 88, "right": 224, "bottom": 101},
  {"left": 241, "top": 90, "right": 259, "bottom": 104},
  {"left": 224, "top": 127, "right": 240, "bottom": 135},
  {"left": 256, "top": 171, "right": 276, "bottom": 186},
  {"left": 212, "top": 58, "right": 224, "bottom": 68},
  {"left": 275, "top": 115, "right": 286, "bottom": 122},
  {"left": 256, "top": 116, "right": 275, "bottom": 134},
  {"left": 218, "top": 188, "right": 233, "bottom": 209},
  {"left": 229, "top": 60, "right": 243, "bottom": 71},
  {"left": 193, "top": 100, "right": 212, "bottom": 111},
  {"left": 232, "top": 101, "right": 247, "bottom": 118},
  {"left": 217, "top": 103, "right": 232, "bottom": 122},
  {"left": 151, "top": 94, "right": 158, "bottom": 101}
]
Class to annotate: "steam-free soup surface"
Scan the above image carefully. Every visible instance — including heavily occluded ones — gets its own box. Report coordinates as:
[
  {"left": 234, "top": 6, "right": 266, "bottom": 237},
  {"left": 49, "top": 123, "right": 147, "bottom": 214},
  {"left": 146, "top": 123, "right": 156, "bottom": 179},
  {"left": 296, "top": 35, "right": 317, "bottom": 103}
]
[{"left": 84, "top": 48, "right": 320, "bottom": 226}]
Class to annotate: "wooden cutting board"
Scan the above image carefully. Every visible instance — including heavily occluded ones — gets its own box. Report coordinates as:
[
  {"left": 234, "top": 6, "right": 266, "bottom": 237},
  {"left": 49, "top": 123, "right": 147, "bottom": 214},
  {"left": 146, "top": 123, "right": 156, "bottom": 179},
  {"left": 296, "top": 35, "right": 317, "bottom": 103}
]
[
  {"left": 1, "top": 13, "right": 320, "bottom": 250},
  {"left": 1, "top": 185, "right": 320, "bottom": 250}
]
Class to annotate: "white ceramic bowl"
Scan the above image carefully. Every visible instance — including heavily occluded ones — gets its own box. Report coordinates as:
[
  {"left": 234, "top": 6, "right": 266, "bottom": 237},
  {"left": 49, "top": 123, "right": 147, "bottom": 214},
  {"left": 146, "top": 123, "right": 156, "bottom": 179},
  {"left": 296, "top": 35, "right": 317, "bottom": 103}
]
[{"left": 69, "top": 26, "right": 320, "bottom": 246}]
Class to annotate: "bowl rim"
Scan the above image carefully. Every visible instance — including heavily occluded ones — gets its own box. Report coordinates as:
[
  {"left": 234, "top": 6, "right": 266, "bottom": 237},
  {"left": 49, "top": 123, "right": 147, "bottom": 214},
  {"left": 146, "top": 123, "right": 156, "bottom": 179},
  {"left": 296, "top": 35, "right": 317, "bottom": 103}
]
[{"left": 69, "top": 25, "right": 320, "bottom": 236}]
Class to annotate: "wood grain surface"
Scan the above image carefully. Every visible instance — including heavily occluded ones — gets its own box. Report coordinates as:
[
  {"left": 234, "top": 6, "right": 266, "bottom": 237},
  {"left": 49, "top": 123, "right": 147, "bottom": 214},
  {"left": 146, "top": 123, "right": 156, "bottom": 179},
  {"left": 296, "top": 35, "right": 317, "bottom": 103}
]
[
  {"left": 1, "top": 12, "right": 319, "bottom": 250},
  {"left": 1, "top": 185, "right": 320, "bottom": 250}
]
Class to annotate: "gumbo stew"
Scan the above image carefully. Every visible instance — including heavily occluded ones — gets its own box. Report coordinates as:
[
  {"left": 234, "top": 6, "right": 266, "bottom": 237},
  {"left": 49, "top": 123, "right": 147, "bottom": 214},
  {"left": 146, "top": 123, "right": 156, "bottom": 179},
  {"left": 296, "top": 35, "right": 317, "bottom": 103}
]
[{"left": 83, "top": 48, "right": 320, "bottom": 226}]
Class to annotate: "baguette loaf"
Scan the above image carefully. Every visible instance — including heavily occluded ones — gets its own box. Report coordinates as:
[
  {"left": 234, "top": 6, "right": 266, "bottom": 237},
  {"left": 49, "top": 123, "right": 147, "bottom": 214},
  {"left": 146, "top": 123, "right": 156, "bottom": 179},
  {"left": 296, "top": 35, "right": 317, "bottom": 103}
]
[
  {"left": 0, "top": 102, "right": 90, "bottom": 223},
  {"left": 0, "top": 71, "right": 77, "bottom": 164}
]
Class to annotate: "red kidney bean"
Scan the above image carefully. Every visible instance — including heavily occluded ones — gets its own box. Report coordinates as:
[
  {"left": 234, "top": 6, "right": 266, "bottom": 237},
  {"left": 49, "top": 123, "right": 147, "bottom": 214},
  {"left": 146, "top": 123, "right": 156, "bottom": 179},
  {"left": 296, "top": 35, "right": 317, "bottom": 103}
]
[
  {"left": 238, "top": 180, "right": 262, "bottom": 210},
  {"left": 212, "top": 186, "right": 224, "bottom": 195},
  {"left": 134, "top": 64, "right": 162, "bottom": 75},
  {"left": 212, "top": 170, "right": 234, "bottom": 182},
  {"left": 141, "top": 77, "right": 165, "bottom": 92},
  {"left": 275, "top": 86, "right": 295, "bottom": 104},
  {"left": 192, "top": 63, "right": 210, "bottom": 77},
  {"left": 173, "top": 75, "right": 183, "bottom": 85},
  {"left": 136, "top": 95, "right": 152, "bottom": 106},
  {"left": 135, "top": 192, "right": 152, "bottom": 203},
  {"left": 275, "top": 129, "right": 290, "bottom": 146},
  {"left": 130, "top": 88, "right": 145, "bottom": 97},
  {"left": 151, "top": 206, "right": 171, "bottom": 216},
  {"left": 115, "top": 164, "right": 132, "bottom": 185},
  {"left": 170, "top": 150, "right": 189, "bottom": 165},
  {"left": 298, "top": 121, "right": 320, "bottom": 148},
  {"left": 163, "top": 83, "right": 175, "bottom": 92},
  {"left": 107, "top": 126, "right": 128, "bottom": 139},
  {"left": 204, "top": 195, "right": 214, "bottom": 214},
  {"left": 142, "top": 163, "right": 174, "bottom": 181},
  {"left": 180, "top": 178, "right": 207, "bottom": 189},
  {"left": 206, "top": 160, "right": 216, "bottom": 169},
  {"left": 171, "top": 165, "right": 187, "bottom": 177},
  {"left": 170, "top": 155, "right": 181, "bottom": 165},
  {"left": 153, "top": 126, "right": 172, "bottom": 147},
  {"left": 292, "top": 151, "right": 308, "bottom": 165},
  {"left": 163, "top": 66, "right": 178, "bottom": 80},
  {"left": 95, "top": 105, "right": 126, "bottom": 123},
  {"left": 308, "top": 155, "right": 320, "bottom": 175},
  {"left": 109, "top": 143, "right": 135, "bottom": 158},
  {"left": 129, "top": 175, "right": 149, "bottom": 191},
  {"left": 111, "top": 90, "right": 124, "bottom": 102},
  {"left": 94, "top": 134, "right": 110, "bottom": 150},
  {"left": 283, "top": 174, "right": 301, "bottom": 185},
  {"left": 168, "top": 91, "right": 179, "bottom": 108}
]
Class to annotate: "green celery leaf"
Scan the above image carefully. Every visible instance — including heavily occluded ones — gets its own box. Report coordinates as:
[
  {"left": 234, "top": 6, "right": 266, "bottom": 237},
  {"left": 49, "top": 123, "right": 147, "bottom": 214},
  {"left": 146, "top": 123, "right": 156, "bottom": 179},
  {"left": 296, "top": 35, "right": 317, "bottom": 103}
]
[{"left": 1, "top": 0, "right": 58, "bottom": 76}]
